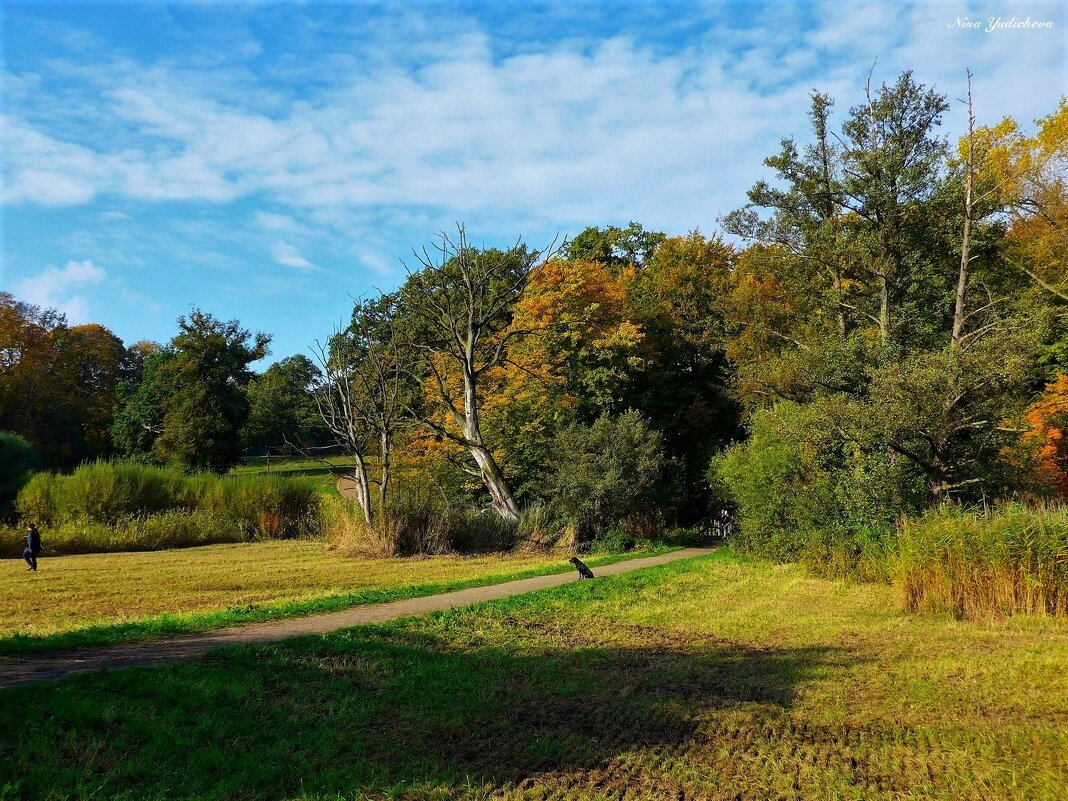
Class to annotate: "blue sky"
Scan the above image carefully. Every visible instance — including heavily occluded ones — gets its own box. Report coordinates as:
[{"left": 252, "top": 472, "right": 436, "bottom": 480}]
[{"left": 2, "top": 0, "right": 1065, "bottom": 364}]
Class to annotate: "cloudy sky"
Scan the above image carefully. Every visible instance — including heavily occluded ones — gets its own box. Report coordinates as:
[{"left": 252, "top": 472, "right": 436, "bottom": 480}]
[{"left": 2, "top": 0, "right": 1065, "bottom": 362}]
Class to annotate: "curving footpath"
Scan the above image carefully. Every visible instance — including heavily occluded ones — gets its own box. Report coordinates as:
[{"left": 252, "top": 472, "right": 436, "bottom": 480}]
[{"left": 0, "top": 546, "right": 715, "bottom": 690}]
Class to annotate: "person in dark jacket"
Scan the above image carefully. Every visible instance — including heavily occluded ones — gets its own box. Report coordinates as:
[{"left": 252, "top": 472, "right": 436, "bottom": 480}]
[{"left": 23, "top": 523, "right": 42, "bottom": 571}]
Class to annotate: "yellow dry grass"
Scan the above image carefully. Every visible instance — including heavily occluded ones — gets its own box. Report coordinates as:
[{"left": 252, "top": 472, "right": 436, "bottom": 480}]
[{"left": 0, "top": 540, "right": 578, "bottom": 639}]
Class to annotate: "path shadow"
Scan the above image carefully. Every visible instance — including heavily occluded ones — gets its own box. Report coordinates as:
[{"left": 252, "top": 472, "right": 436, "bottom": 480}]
[{"left": 0, "top": 625, "right": 858, "bottom": 799}]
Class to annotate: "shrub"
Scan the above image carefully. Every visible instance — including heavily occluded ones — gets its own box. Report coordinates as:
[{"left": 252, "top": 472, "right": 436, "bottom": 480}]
[
  {"left": 323, "top": 490, "right": 534, "bottom": 557},
  {"left": 547, "top": 411, "right": 669, "bottom": 539},
  {"left": 51, "top": 461, "right": 186, "bottom": 524},
  {"left": 0, "top": 433, "right": 40, "bottom": 521},
  {"left": 712, "top": 403, "right": 839, "bottom": 561},
  {"left": 14, "top": 472, "right": 56, "bottom": 526},
  {"left": 712, "top": 401, "right": 921, "bottom": 567},
  {"left": 193, "top": 474, "right": 321, "bottom": 539},
  {"left": 893, "top": 504, "right": 1068, "bottom": 618}
]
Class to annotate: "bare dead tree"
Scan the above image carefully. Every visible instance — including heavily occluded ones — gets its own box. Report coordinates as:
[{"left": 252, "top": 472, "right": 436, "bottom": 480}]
[
  {"left": 952, "top": 70, "right": 976, "bottom": 350},
  {"left": 342, "top": 296, "right": 414, "bottom": 514},
  {"left": 309, "top": 300, "right": 415, "bottom": 524},
  {"left": 399, "top": 225, "right": 560, "bottom": 522},
  {"left": 311, "top": 336, "right": 375, "bottom": 524}
]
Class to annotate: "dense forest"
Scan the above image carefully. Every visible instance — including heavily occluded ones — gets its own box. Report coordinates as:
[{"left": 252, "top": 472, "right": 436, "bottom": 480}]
[{"left": 3, "top": 73, "right": 1066, "bottom": 605}]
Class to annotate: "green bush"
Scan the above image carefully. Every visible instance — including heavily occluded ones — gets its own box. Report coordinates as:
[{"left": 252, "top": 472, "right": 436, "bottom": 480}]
[
  {"left": 893, "top": 505, "right": 1068, "bottom": 618},
  {"left": 13, "top": 471, "right": 56, "bottom": 526},
  {"left": 189, "top": 474, "right": 321, "bottom": 539},
  {"left": 52, "top": 461, "right": 186, "bottom": 524},
  {"left": 547, "top": 411, "right": 670, "bottom": 539},
  {"left": 0, "top": 432, "right": 40, "bottom": 521},
  {"left": 712, "top": 401, "right": 919, "bottom": 568},
  {"left": 712, "top": 402, "right": 839, "bottom": 561}
]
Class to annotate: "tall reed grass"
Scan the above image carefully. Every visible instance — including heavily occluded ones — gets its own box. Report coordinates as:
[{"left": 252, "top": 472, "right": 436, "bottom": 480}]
[
  {"left": 322, "top": 494, "right": 571, "bottom": 557},
  {"left": 893, "top": 505, "right": 1068, "bottom": 619},
  {"left": 3, "top": 510, "right": 246, "bottom": 556},
  {"left": 13, "top": 462, "right": 321, "bottom": 553}
]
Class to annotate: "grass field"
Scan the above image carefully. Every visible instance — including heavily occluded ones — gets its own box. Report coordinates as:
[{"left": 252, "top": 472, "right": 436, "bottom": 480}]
[
  {"left": 0, "top": 542, "right": 657, "bottom": 654},
  {"left": 2, "top": 548, "right": 1065, "bottom": 800},
  {"left": 233, "top": 455, "right": 355, "bottom": 494}
]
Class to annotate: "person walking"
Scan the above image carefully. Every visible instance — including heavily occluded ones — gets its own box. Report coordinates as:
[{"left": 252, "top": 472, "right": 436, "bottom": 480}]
[{"left": 23, "top": 523, "right": 42, "bottom": 572}]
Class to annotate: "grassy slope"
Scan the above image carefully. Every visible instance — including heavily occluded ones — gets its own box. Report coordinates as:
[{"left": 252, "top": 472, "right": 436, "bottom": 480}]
[
  {"left": 0, "top": 541, "right": 663, "bottom": 655},
  {"left": 232, "top": 455, "right": 354, "bottom": 495},
  {"left": 2, "top": 548, "right": 1065, "bottom": 800}
]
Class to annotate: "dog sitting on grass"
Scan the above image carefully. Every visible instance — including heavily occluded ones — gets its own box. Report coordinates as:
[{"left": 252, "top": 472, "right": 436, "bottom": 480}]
[{"left": 569, "top": 556, "right": 595, "bottom": 579}]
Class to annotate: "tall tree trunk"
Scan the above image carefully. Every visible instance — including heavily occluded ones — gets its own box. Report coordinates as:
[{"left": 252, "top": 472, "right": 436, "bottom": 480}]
[
  {"left": 469, "top": 442, "right": 520, "bottom": 520},
  {"left": 952, "top": 71, "right": 975, "bottom": 350},
  {"left": 879, "top": 270, "right": 890, "bottom": 344},
  {"left": 462, "top": 363, "right": 520, "bottom": 521},
  {"left": 378, "top": 428, "right": 391, "bottom": 514},
  {"left": 833, "top": 266, "right": 848, "bottom": 337},
  {"left": 350, "top": 458, "right": 373, "bottom": 526}
]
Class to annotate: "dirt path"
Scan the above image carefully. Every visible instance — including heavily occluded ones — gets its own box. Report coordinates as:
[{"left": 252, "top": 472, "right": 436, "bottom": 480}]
[{"left": 0, "top": 547, "right": 715, "bottom": 690}]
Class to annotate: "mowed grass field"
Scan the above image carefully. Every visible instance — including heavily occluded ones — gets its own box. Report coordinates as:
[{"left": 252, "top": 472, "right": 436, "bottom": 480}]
[
  {"left": 2, "top": 549, "right": 1065, "bottom": 800},
  {"left": 0, "top": 542, "right": 648, "bottom": 654}
]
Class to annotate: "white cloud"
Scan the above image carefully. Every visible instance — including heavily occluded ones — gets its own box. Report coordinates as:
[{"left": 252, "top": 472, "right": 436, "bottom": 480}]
[
  {"left": 252, "top": 211, "right": 308, "bottom": 235},
  {"left": 1, "top": 0, "right": 1064, "bottom": 256},
  {"left": 14, "top": 259, "right": 107, "bottom": 322},
  {"left": 270, "top": 241, "right": 318, "bottom": 271}
]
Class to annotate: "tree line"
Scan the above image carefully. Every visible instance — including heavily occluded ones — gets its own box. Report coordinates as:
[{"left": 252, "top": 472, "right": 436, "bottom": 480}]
[{"left": 2, "top": 70, "right": 1065, "bottom": 549}]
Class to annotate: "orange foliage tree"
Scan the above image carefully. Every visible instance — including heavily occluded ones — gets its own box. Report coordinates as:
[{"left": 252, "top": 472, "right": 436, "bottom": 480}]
[{"left": 1020, "top": 373, "right": 1068, "bottom": 497}]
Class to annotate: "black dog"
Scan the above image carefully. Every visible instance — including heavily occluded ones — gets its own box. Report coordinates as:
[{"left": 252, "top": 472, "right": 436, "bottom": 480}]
[{"left": 569, "top": 556, "right": 595, "bottom": 579}]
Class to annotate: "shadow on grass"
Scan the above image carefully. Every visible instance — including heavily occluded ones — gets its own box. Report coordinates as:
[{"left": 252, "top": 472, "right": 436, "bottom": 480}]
[{"left": 0, "top": 623, "right": 854, "bottom": 800}]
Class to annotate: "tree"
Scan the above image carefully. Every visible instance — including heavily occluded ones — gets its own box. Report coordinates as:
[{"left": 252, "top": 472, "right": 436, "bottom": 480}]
[
  {"left": 243, "top": 355, "right": 326, "bottom": 454},
  {"left": 0, "top": 293, "right": 68, "bottom": 462},
  {"left": 719, "top": 71, "right": 1047, "bottom": 521},
  {"left": 60, "top": 323, "right": 130, "bottom": 457},
  {"left": 1016, "top": 373, "right": 1068, "bottom": 497},
  {"left": 565, "top": 221, "right": 665, "bottom": 271},
  {"left": 623, "top": 233, "right": 742, "bottom": 516},
  {"left": 111, "top": 348, "right": 173, "bottom": 460},
  {"left": 546, "top": 410, "right": 668, "bottom": 538},
  {"left": 0, "top": 293, "right": 129, "bottom": 464},
  {"left": 314, "top": 296, "right": 414, "bottom": 524},
  {"left": 0, "top": 432, "right": 40, "bottom": 521},
  {"left": 398, "top": 226, "right": 558, "bottom": 521},
  {"left": 151, "top": 310, "right": 270, "bottom": 472}
]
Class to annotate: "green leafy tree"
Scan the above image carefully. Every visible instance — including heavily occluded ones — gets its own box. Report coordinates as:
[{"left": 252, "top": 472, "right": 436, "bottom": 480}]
[
  {"left": 150, "top": 310, "right": 270, "bottom": 472},
  {"left": 243, "top": 355, "right": 326, "bottom": 454},
  {"left": 721, "top": 71, "right": 1042, "bottom": 511},
  {"left": 565, "top": 221, "right": 666, "bottom": 271},
  {"left": 111, "top": 348, "right": 172, "bottom": 461},
  {"left": 0, "top": 432, "right": 40, "bottom": 520},
  {"left": 547, "top": 410, "right": 670, "bottom": 538}
]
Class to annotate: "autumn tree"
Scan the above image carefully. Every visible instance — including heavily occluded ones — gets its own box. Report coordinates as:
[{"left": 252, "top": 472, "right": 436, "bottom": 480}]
[
  {"left": 398, "top": 226, "right": 558, "bottom": 521},
  {"left": 0, "top": 293, "right": 131, "bottom": 464},
  {"left": 1016, "top": 373, "right": 1068, "bottom": 497},
  {"left": 623, "top": 233, "right": 741, "bottom": 514}
]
